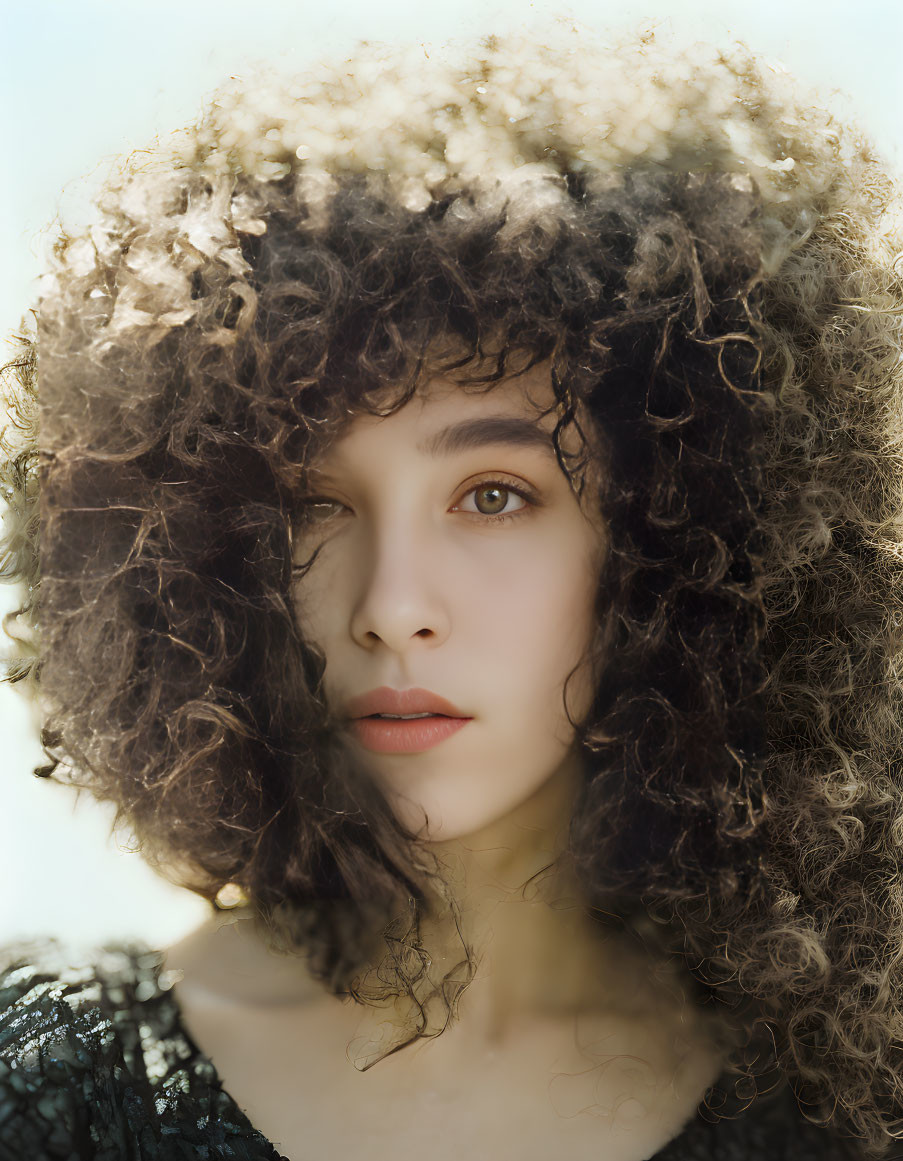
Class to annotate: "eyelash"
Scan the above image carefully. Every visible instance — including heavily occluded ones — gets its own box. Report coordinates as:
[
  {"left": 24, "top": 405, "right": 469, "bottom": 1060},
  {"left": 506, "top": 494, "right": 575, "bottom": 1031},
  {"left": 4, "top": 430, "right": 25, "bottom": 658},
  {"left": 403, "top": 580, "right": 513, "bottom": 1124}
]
[{"left": 297, "top": 475, "right": 540, "bottom": 529}]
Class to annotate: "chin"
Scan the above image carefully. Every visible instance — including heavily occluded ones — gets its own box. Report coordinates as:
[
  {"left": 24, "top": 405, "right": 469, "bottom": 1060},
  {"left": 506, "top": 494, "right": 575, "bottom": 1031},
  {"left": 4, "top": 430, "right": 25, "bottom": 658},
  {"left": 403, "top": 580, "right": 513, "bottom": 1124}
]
[
  {"left": 386, "top": 774, "right": 566, "bottom": 846},
  {"left": 382, "top": 790, "right": 499, "bottom": 843}
]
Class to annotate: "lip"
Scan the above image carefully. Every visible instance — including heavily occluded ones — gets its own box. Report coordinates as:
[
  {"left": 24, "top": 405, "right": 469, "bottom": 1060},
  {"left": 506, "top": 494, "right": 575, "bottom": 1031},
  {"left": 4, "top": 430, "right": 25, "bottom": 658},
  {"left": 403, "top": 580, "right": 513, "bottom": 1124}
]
[
  {"left": 344, "top": 686, "right": 470, "bottom": 720},
  {"left": 344, "top": 685, "right": 473, "bottom": 755},
  {"left": 349, "top": 715, "right": 471, "bottom": 754}
]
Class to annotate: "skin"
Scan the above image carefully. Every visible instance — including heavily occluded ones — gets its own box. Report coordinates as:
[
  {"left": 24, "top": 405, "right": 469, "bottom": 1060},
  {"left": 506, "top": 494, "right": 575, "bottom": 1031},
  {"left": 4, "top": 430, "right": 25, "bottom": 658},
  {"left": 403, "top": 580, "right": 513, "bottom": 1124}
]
[
  {"left": 289, "top": 361, "right": 616, "bottom": 1036},
  {"left": 291, "top": 362, "right": 609, "bottom": 843},
  {"left": 163, "top": 362, "right": 728, "bottom": 1158}
]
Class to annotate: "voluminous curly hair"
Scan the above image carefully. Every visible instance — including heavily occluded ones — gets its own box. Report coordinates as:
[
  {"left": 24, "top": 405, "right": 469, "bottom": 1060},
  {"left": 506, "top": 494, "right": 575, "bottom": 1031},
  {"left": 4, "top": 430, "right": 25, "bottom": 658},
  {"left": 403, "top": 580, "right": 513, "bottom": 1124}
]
[{"left": 3, "top": 20, "right": 903, "bottom": 1156}]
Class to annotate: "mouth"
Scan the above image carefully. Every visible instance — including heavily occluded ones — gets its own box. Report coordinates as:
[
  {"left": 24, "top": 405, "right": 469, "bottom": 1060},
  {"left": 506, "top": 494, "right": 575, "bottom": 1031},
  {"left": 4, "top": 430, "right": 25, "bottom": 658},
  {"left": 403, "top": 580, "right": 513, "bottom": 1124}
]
[
  {"left": 359, "top": 712, "right": 454, "bottom": 720},
  {"left": 343, "top": 686, "right": 472, "bottom": 751}
]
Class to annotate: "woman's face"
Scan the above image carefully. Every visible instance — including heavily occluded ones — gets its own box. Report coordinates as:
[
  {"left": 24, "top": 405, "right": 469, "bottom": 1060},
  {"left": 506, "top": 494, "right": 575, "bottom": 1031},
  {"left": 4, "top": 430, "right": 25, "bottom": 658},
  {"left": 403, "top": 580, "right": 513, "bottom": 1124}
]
[{"left": 291, "top": 362, "right": 607, "bottom": 842}]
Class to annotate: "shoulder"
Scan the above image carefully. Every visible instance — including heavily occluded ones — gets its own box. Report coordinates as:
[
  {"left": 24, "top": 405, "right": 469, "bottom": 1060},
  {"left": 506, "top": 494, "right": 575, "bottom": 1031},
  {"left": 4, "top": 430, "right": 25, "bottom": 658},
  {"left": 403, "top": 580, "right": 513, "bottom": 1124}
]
[
  {"left": 162, "top": 908, "right": 325, "bottom": 1008},
  {"left": 0, "top": 935, "right": 146, "bottom": 1158},
  {"left": 0, "top": 934, "right": 288, "bottom": 1161},
  {"left": 0, "top": 933, "right": 164, "bottom": 1055}
]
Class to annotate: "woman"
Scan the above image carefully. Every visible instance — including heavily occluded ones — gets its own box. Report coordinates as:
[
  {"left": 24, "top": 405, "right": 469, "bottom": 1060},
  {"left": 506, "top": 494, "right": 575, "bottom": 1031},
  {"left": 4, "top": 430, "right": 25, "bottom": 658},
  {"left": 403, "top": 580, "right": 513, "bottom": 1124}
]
[{"left": 1, "top": 20, "right": 901, "bottom": 1160}]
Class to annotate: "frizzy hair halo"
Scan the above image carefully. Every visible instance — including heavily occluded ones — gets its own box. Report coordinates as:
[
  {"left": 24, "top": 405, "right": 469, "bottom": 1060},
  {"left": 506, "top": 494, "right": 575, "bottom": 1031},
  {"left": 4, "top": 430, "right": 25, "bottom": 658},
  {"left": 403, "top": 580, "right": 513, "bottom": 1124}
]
[{"left": 2, "top": 19, "right": 903, "bottom": 1156}]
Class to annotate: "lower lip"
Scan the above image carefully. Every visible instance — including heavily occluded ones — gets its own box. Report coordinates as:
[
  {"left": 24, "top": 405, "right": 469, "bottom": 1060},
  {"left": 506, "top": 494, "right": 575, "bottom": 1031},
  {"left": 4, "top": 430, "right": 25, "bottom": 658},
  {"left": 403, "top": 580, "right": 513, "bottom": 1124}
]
[{"left": 348, "top": 716, "right": 472, "bottom": 753}]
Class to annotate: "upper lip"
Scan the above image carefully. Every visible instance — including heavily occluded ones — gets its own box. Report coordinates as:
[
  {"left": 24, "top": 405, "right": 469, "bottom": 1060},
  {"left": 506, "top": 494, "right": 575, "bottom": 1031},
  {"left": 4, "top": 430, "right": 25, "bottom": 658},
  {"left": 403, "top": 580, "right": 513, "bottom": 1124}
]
[{"left": 345, "top": 686, "right": 470, "bottom": 719}]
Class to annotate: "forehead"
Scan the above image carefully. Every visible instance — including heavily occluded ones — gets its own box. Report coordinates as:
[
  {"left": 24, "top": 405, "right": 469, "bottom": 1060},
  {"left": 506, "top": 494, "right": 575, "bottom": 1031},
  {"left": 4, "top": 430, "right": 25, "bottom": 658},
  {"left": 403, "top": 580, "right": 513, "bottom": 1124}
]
[{"left": 416, "top": 361, "right": 558, "bottom": 413}]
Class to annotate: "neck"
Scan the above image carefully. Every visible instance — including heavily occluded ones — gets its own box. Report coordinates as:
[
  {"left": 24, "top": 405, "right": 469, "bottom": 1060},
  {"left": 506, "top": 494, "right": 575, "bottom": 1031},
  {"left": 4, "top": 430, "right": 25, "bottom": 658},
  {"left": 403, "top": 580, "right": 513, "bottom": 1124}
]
[
  {"left": 182, "top": 753, "right": 702, "bottom": 1055},
  {"left": 397, "top": 752, "right": 646, "bottom": 1046}
]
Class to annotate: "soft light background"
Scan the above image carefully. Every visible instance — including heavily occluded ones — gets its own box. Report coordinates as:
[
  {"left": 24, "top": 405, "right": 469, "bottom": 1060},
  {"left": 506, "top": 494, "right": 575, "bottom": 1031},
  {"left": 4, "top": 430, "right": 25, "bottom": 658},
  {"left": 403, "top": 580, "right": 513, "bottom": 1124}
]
[{"left": 1, "top": 0, "right": 901, "bottom": 952}]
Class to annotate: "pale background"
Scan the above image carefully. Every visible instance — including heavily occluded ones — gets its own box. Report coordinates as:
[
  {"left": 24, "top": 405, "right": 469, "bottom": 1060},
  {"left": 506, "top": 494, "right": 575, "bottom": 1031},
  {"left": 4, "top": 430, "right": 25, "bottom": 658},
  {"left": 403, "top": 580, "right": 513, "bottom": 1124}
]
[{"left": 1, "top": 0, "right": 901, "bottom": 952}]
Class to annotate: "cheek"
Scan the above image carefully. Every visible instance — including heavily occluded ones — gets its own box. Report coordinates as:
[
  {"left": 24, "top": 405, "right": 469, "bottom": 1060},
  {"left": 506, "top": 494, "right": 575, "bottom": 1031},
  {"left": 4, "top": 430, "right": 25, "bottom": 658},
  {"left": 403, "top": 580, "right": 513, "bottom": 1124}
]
[
  {"left": 488, "top": 548, "right": 599, "bottom": 713},
  {"left": 523, "top": 532, "right": 597, "bottom": 641},
  {"left": 291, "top": 546, "right": 341, "bottom": 638},
  {"left": 496, "top": 578, "right": 589, "bottom": 669}
]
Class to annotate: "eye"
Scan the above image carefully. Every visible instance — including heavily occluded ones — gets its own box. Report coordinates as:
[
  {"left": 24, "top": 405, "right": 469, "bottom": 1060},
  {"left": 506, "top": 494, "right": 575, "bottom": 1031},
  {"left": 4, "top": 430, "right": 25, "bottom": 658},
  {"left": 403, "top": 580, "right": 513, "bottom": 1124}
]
[
  {"left": 297, "top": 498, "right": 343, "bottom": 525},
  {"left": 294, "top": 475, "right": 540, "bottom": 528},
  {"left": 454, "top": 477, "right": 538, "bottom": 524}
]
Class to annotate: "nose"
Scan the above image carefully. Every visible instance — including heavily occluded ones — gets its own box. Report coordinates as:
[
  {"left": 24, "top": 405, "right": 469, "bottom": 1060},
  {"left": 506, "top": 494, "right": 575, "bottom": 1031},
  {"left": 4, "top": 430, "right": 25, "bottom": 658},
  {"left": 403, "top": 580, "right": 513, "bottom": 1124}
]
[{"left": 349, "top": 515, "right": 451, "bottom": 653}]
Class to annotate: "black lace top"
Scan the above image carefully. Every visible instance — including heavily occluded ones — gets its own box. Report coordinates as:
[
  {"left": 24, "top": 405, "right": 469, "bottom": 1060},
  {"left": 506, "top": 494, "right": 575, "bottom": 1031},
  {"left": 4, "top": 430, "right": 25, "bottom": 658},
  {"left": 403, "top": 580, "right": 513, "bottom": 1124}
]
[{"left": 0, "top": 936, "right": 864, "bottom": 1160}]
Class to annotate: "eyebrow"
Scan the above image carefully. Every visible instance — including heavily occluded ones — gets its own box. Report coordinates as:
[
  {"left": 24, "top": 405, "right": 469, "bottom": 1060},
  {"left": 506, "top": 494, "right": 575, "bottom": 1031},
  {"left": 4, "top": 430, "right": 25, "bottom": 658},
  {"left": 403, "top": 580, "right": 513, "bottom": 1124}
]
[{"left": 416, "top": 416, "right": 557, "bottom": 460}]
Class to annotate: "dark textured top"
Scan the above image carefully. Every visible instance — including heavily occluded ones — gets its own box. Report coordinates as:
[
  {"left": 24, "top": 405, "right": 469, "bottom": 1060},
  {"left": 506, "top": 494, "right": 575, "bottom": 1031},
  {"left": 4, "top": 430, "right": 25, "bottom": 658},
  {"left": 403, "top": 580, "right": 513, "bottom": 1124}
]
[{"left": 0, "top": 935, "right": 867, "bottom": 1160}]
